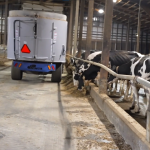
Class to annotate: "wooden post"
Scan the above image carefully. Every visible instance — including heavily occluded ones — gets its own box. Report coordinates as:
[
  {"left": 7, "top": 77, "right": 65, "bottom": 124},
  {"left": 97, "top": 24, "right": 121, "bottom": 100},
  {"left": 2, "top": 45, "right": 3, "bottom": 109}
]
[
  {"left": 99, "top": 0, "right": 113, "bottom": 93},
  {"left": 66, "top": 0, "right": 74, "bottom": 55},
  {"left": 136, "top": 0, "right": 141, "bottom": 52},
  {"left": 4, "top": 0, "right": 8, "bottom": 45},
  {"left": 73, "top": 0, "right": 80, "bottom": 56},
  {"left": 77, "top": 0, "right": 85, "bottom": 58},
  {"left": 85, "top": 0, "right": 94, "bottom": 59},
  {"left": 1, "top": 5, "right": 3, "bottom": 44}
]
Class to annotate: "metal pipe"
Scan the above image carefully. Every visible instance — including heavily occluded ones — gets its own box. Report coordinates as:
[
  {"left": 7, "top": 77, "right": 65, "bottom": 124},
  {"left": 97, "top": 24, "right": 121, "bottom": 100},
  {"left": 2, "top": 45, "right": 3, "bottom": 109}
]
[
  {"left": 136, "top": 0, "right": 142, "bottom": 52},
  {"left": 4, "top": 0, "right": 8, "bottom": 45},
  {"left": 73, "top": 0, "right": 80, "bottom": 56},
  {"left": 77, "top": 0, "right": 85, "bottom": 58}
]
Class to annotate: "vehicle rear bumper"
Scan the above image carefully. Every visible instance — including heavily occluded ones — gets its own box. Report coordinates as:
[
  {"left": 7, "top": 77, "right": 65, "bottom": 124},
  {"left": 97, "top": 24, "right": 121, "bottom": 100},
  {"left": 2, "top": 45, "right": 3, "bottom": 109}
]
[{"left": 13, "top": 61, "right": 56, "bottom": 73}]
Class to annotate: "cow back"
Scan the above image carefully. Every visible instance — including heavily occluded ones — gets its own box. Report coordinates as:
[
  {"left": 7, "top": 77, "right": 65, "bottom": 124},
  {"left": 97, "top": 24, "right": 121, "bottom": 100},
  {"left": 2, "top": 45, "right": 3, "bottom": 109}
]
[{"left": 109, "top": 50, "right": 140, "bottom": 66}]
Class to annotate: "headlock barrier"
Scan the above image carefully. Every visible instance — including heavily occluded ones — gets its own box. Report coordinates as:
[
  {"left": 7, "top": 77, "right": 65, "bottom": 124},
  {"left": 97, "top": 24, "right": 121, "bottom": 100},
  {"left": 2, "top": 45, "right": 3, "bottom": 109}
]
[{"left": 66, "top": 54, "right": 150, "bottom": 149}]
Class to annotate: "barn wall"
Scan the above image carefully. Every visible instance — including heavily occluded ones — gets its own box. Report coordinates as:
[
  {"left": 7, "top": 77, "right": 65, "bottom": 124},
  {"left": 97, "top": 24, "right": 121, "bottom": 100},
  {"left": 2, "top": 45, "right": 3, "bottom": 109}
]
[{"left": 76, "top": 16, "right": 150, "bottom": 54}]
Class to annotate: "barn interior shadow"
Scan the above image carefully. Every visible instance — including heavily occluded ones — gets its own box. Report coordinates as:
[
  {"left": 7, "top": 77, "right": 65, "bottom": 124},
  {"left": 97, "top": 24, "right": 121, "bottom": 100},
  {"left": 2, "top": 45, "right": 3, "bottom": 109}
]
[{"left": 57, "top": 83, "right": 73, "bottom": 150}]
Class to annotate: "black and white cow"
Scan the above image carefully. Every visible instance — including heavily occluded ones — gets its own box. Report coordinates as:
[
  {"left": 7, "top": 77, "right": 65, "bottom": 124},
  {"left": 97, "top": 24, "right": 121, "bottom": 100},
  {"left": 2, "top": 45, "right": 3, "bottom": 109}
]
[
  {"left": 71, "top": 50, "right": 99, "bottom": 69},
  {"left": 74, "top": 50, "right": 143, "bottom": 90},
  {"left": 108, "top": 54, "right": 150, "bottom": 116},
  {"left": 71, "top": 51, "right": 101, "bottom": 86}
]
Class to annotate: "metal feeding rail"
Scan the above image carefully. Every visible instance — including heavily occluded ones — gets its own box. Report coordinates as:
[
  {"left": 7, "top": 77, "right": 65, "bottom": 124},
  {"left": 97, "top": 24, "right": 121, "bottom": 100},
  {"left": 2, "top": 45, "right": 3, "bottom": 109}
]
[
  {"left": 67, "top": 54, "right": 150, "bottom": 89},
  {"left": 67, "top": 54, "right": 150, "bottom": 143}
]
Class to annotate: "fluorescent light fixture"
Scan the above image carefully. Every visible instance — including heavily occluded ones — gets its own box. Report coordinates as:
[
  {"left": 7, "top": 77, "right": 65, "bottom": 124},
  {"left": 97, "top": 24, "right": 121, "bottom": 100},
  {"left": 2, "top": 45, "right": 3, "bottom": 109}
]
[
  {"left": 113, "top": 0, "right": 117, "bottom": 2},
  {"left": 85, "top": 17, "right": 87, "bottom": 20},
  {"left": 93, "top": 17, "right": 98, "bottom": 21},
  {"left": 98, "top": 9, "right": 104, "bottom": 14}
]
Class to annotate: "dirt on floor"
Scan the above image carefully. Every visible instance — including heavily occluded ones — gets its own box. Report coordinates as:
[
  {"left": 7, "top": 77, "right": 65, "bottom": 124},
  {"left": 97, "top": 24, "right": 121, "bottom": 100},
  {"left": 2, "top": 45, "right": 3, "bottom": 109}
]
[
  {"left": 60, "top": 75, "right": 132, "bottom": 150},
  {"left": 0, "top": 58, "right": 11, "bottom": 66}
]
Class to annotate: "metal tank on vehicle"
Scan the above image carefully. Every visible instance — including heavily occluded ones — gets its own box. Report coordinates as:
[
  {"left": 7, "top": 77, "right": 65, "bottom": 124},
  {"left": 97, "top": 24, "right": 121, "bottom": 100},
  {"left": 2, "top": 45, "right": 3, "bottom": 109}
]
[
  {"left": 7, "top": 10, "right": 68, "bottom": 82},
  {"left": 7, "top": 10, "right": 67, "bottom": 63}
]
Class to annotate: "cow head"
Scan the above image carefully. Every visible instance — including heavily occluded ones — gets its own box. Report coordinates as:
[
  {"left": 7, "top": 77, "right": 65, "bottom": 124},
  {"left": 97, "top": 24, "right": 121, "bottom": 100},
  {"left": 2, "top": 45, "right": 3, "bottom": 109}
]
[{"left": 78, "top": 62, "right": 91, "bottom": 74}]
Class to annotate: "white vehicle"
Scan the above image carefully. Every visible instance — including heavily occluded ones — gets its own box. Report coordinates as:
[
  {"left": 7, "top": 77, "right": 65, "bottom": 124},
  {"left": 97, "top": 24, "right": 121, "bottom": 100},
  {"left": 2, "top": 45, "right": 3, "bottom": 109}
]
[{"left": 7, "top": 10, "right": 68, "bottom": 82}]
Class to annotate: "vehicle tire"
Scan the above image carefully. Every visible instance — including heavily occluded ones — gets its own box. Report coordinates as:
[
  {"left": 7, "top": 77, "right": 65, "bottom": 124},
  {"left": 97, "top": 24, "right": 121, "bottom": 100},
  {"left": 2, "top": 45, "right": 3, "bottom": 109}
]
[
  {"left": 51, "top": 63, "right": 62, "bottom": 82},
  {"left": 11, "top": 61, "right": 23, "bottom": 80}
]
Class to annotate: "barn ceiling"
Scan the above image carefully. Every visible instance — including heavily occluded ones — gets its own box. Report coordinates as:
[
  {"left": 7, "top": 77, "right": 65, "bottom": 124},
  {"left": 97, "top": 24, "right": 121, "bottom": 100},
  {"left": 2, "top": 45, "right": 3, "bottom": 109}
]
[
  {"left": 92, "top": 0, "right": 150, "bottom": 32},
  {"left": 0, "top": 0, "right": 149, "bottom": 32}
]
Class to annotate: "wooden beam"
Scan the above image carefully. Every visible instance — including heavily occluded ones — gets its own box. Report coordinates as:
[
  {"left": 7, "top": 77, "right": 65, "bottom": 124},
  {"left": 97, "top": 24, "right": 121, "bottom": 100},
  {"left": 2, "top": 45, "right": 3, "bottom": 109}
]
[
  {"left": 77, "top": 0, "right": 85, "bottom": 58},
  {"left": 1, "top": 5, "right": 3, "bottom": 44},
  {"left": 99, "top": 0, "right": 113, "bottom": 93},
  {"left": 66, "top": 0, "right": 74, "bottom": 55},
  {"left": 85, "top": 0, "right": 94, "bottom": 59},
  {"left": 4, "top": 0, "right": 8, "bottom": 45},
  {"left": 136, "top": 0, "right": 141, "bottom": 53},
  {"left": 73, "top": 0, "right": 80, "bottom": 56}
]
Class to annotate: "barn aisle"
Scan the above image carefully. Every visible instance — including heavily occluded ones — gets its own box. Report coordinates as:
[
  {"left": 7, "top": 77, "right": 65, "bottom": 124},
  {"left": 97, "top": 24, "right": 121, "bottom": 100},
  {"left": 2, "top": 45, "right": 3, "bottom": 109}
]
[{"left": 0, "top": 65, "right": 131, "bottom": 150}]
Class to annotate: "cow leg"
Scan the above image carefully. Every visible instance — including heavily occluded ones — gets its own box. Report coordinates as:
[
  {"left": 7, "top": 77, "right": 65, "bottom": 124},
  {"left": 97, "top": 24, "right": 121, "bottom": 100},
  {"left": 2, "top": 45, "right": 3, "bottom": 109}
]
[
  {"left": 107, "top": 78, "right": 118, "bottom": 95},
  {"left": 95, "top": 72, "right": 100, "bottom": 87},
  {"left": 112, "top": 78, "right": 118, "bottom": 94},
  {"left": 130, "top": 80, "right": 140, "bottom": 113},
  {"left": 124, "top": 80, "right": 130, "bottom": 101},
  {"left": 128, "top": 84, "right": 133, "bottom": 101},
  {"left": 115, "top": 78, "right": 119, "bottom": 92},
  {"left": 108, "top": 83, "right": 113, "bottom": 95},
  {"left": 122, "top": 80, "right": 127, "bottom": 95},
  {"left": 119, "top": 79, "right": 124, "bottom": 95},
  {"left": 144, "top": 88, "right": 150, "bottom": 117}
]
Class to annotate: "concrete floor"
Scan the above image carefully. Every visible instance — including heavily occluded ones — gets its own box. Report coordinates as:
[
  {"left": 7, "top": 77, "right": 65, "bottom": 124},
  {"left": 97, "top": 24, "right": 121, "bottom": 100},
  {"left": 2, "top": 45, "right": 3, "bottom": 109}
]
[
  {"left": 0, "top": 67, "right": 76, "bottom": 150},
  {"left": 0, "top": 65, "right": 131, "bottom": 150}
]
